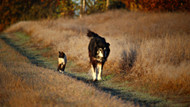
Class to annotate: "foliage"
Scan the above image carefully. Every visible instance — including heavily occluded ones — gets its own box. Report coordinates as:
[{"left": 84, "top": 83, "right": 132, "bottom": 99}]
[
  {"left": 56, "top": 0, "right": 78, "bottom": 17},
  {"left": 1, "top": 0, "right": 190, "bottom": 32},
  {"left": 0, "top": 0, "right": 78, "bottom": 32},
  {"left": 85, "top": 0, "right": 125, "bottom": 14},
  {"left": 0, "top": 0, "right": 60, "bottom": 31},
  {"left": 94, "top": 0, "right": 107, "bottom": 12},
  {"left": 84, "top": 0, "right": 106, "bottom": 14},
  {"left": 121, "top": 0, "right": 190, "bottom": 11},
  {"left": 109, "top": 0, "right": 125, "bottom": 9},
  {"left": 0, "top": 0, "right": 30, "bottom": 31}
]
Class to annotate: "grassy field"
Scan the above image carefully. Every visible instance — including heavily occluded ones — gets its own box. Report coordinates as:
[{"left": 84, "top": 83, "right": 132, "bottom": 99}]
[
  {"left": 3, "top": 10, "right": 190, "bottom": 106},
  {"left": 1, "top": 31, "right": 169, "bottom": 106},
  {"left": 0, "top": 36, "right": 137, "bottom": 106}
]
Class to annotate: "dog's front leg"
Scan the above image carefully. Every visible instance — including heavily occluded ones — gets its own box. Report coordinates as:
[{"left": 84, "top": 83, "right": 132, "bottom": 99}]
[
  {"left": 91, "top": 65, "right": 96, "bottom": 81},
  {"left": 57, "top": 64, "right": 61, "bottom": 71},
  {"left": 97, "top": 63, "right": 102, "bottom": 80}
]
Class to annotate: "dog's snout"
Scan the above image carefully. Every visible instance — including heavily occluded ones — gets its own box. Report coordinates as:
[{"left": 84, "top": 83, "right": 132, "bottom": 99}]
[{"left": 97, "top": 48, "right": 104, "bottom": 58}]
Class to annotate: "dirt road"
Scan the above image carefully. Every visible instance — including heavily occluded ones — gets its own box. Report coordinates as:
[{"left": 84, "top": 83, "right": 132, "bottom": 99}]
[{"left": 0, "top": 37, "right": 135, "bottom": 106}]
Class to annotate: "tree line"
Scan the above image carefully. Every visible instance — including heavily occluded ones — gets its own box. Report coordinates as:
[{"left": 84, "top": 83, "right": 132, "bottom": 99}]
[
  {"left": 122, "top": 0, "right": 190, "bottom": 12},
  {"left": 0, "top": 0, "right": 189, "bottom": 31}
]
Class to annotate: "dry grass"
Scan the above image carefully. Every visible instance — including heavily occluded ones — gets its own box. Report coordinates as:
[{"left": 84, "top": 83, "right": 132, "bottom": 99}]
[
  {"left": 4, "top": 10, "right": 190, "bottom": 96},
  {"left": 0, "top": 39, "right": 134, "bottom": 106}
]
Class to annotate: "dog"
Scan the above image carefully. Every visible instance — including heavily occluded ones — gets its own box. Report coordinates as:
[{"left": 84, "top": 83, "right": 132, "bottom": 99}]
[
  {"left": 57, "top": 51, "right": 67, "bottom": 73},
  {"left": 87, "top": 30, "right": 110, "bottom": 81}
]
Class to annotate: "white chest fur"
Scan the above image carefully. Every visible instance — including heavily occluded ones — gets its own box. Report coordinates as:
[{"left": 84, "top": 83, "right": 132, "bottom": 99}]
[{"left": 58, "top": 56, "right": 67, "bottom": 65}]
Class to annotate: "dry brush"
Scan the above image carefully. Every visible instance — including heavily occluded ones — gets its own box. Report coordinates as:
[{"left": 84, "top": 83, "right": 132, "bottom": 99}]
[{"left": 5, "top": 10, "right": 190, "bottom": 96}]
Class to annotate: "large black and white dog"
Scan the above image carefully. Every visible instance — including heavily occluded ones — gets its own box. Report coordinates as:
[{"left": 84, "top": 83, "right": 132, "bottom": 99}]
[{"left": 87, "top": 30, "right": 110, "bottom": 81}]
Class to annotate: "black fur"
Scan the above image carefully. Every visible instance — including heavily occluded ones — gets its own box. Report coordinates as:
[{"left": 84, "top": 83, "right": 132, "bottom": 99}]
[
  {"left": 59, "top": 51, "right": 65, "bottom": 58},
  {"left": 87, "top": 30, "right": 110, "bottom": 62},
  {"left": 87, "top": 30, "right": 110, "bottom": 81}
]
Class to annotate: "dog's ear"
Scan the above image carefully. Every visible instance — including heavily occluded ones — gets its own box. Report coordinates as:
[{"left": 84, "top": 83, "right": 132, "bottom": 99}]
[
  {"left": 62, "top": 52, "right": 65, "bottom": 56},
  {"left": 106, "top": 43, "right": 110, "bottom": 47},
  {"left": 59, "top": 51, "right": 62, "bottom": 54}
]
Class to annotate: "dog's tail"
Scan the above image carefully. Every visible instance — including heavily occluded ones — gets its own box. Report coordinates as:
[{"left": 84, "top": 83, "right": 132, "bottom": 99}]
[{"left": 87, "top": 30, "right": 99, "bottom": 38}]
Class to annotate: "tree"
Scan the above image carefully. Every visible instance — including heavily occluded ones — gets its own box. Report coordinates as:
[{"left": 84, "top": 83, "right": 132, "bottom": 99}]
[
  {"left": 56, "top": 0, "right": 77, "bottom": 18},
  {"left": 0, "top": 0, "right": 78, "bottom": 31},
  {"left": 80, "top": 0, "right": 86, "bottom": 18},
  {"left": 80, "top": 0, "right": 112, "bottom": 16},
  {"left": 120, "top": 0, "right": 190, "bottom": 12},
  {"left": 106, "top": 0, "right": 110, "bottom": 10},
  {"left": 0, "top": 0, "right": 60, "bottom": 31}
]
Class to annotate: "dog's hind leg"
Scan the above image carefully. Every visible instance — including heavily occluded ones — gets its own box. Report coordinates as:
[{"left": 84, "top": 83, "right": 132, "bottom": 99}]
[{"left": 62, "top": 64, "right": 66, "bottom": 72}]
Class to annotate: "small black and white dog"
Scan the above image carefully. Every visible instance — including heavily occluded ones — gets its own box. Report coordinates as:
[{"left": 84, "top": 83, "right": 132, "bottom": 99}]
[
  {"left": 87, "top": 30, "right": 110, "bottom": 81},
  {"left": 57, "top": 51, "right": 67, "bottom": 73}
]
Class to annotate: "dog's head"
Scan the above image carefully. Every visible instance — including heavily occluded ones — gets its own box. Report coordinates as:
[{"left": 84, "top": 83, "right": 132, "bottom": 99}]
[
  {"left": 96, "top": 43, "right": 110, "bottom": 62},
  {"left": 59, "top": 51, "right": 65, "bottom": 58}
]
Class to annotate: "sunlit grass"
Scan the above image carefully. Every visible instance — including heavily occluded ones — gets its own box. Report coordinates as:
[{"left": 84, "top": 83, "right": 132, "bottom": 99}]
[
  {"left": 4, "top": 10, "right": 190, "bottom": 105},
  {"left": 0, "top": 38, "right": 134, "bottom": 107}
]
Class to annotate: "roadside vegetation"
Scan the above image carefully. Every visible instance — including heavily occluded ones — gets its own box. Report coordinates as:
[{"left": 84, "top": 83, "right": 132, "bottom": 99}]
[
  {"left": 3, "top": 10, "right": 190, "bottom": 106},
  {"left": 0, "top": 38, "right": 136, "bottom": 107}
]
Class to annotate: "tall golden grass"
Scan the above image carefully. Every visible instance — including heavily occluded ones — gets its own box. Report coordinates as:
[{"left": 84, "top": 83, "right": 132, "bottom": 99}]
[
  {"left": 0, "top": 39, "right": 134, "bottom": 106},
  {"left": 5, "top": 10, "right": 190, "bottom": 96}
]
